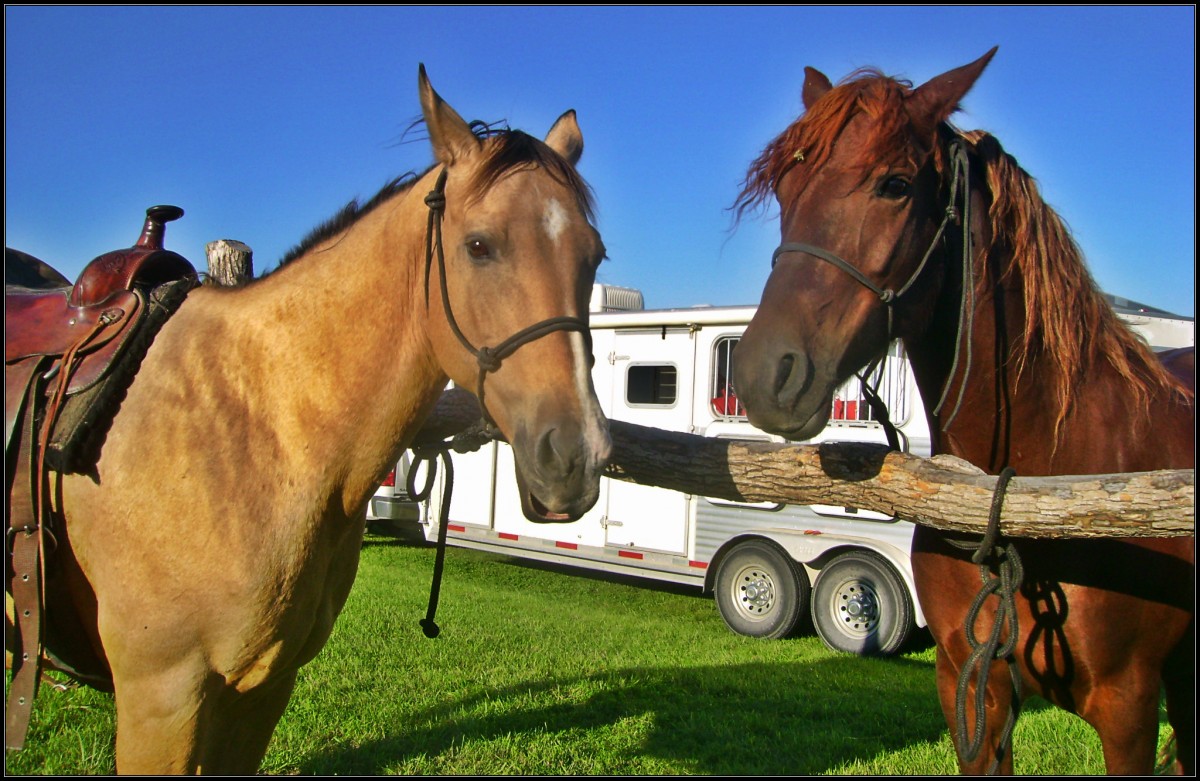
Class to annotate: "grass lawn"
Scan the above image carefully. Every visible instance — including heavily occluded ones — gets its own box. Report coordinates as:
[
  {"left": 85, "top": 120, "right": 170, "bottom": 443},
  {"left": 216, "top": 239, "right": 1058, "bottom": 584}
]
[{"left": 5, "top": 532, "right": 1175, "bottom": 774}]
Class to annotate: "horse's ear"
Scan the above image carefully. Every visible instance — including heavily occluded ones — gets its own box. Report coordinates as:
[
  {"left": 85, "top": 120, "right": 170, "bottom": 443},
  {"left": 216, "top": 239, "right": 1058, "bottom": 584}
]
[
  {"left": 418, "top": 64, "right": 480, "bottom": 164},
  {"left": 545, "top": 110, "right": 584, "bottom": 167},
  {"left": 802, "top": 66, "right": 833, "bottom": 109},
  {"left": 907, "top": 46, "right": 999, "bottom": 133}
]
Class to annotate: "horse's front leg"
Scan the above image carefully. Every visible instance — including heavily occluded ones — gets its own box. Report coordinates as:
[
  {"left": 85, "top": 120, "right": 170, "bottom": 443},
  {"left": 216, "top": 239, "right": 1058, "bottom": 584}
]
[
  {"left": 112, "top": 662, "right": 299, "bottom": 774},
  {"left": 1160, "top": 623, "right": 1195, "bottom": 775},
  {"left": 197, "top": 670, "right": 300, "bottom": 774},
  {"left": 1082, "top": 675, "right": 1165, "bottom": 775},
  {"left": 933, "top": 646, "right": 1017, "bottom": 774},
  {"left": 111, "top": 661, "right": 216, "bottom": 774}
]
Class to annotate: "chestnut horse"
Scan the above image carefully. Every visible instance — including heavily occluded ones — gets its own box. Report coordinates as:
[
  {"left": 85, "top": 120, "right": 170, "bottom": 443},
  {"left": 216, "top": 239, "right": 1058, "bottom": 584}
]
[
  {"left": 6, "top": 66, "right": 610, "bottom": 773},
  {"left": 732, "top": 49, "right": 1194, "bottom": 774}
]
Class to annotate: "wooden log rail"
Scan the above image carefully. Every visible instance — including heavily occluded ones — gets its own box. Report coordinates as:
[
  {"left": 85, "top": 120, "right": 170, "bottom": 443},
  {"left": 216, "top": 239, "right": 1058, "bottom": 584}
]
[{"left": 416, "top": 389, "right": 1194, "bottom": 539}]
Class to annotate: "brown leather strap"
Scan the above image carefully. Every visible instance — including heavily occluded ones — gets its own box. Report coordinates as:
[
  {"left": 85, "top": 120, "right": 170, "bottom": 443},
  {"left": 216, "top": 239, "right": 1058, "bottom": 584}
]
[
  {"left": 6, "top": 315, "right": 118, "bottom": 750},
  {"left": 4, "top": 358, "right": 41, "bottom": 474},
  {"left": 6, "top": 357, "right": 49, "bottom": 750}
]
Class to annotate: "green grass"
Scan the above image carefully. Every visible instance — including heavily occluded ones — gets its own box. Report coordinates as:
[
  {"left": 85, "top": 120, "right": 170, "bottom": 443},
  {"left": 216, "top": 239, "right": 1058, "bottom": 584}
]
[{"left": 5, "top": 533, "right": 1177, "bottom": 774}]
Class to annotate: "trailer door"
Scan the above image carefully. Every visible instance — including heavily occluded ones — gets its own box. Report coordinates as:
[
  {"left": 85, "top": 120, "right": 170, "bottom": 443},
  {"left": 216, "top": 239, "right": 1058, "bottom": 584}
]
[{"left": 603, "top": 326, "right": 696, "bottom": 554}]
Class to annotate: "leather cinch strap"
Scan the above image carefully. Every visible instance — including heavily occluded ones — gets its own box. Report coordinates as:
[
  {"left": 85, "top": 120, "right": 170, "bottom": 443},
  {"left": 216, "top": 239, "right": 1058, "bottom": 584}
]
[
  {"left": 6, "top": 313, "right": 125, "bottom": 750},
  {"left": 6, "top": 356, "right": 51, "bottom": 750}
]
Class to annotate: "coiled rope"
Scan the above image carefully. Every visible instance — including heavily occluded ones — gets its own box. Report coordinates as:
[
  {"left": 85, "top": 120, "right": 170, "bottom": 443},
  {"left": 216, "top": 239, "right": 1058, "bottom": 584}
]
[
  {"left": 407, "top": 424, "right": 499, "bottom": 638},
  {"left": 948, "top": 466, "right": 1023, "bottom": 773}
]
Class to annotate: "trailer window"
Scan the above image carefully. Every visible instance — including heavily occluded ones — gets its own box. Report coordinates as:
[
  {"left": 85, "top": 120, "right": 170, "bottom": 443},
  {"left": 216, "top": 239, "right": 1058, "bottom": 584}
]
[
  {"left": 711, "top": 337, "right": 746, "bottom": 418},
  {"left": 829, "top": 341, "right": 911, "bottom": 423},
  {"left": 627, "top": 364, "right": 678, "bottom": 406}
]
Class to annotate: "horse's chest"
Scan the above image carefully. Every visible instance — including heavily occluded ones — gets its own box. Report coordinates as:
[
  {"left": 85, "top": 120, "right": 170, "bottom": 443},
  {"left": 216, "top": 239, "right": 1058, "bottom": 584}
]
[{"left": 226, "top": 521, "right": 365, "bottom": 685}]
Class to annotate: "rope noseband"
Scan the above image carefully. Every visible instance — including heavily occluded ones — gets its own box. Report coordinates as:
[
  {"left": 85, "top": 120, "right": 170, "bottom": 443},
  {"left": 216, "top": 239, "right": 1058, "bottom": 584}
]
[
  {"left": 771, "top": 138, "right": 975, "bottom": 429},
  {"left": 423, "top": 167, "right": 591, "bottom": 433}
]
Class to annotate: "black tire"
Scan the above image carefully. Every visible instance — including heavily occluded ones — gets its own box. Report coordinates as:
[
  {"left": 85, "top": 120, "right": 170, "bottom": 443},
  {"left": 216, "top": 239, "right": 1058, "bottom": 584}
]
[
  {"left": 811, "top": 549, "right": 914, "bottom": 656},
  {"left": 714, "top": 540, "right": 810, "bottom": 639}
]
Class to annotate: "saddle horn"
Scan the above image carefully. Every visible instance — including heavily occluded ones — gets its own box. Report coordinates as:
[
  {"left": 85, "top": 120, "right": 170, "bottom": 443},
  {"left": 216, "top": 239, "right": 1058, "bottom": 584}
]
[{"left": 135, "top": 205, "right": 185, "bottom": 250}]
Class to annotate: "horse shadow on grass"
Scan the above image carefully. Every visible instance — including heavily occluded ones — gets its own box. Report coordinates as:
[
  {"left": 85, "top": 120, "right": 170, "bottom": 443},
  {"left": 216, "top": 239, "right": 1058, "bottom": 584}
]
[{"left": 296, "top": 654, "right": 949, "bottom": 775}]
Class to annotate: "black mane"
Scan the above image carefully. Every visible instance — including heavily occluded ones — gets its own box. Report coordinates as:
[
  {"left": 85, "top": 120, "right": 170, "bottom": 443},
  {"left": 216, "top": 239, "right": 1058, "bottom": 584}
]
[{"left": 274, "top": 171, "right": 422, "bottom": 271}]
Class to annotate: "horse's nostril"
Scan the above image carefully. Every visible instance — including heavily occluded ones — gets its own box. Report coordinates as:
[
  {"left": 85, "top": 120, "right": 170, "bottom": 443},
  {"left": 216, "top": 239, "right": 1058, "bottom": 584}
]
[
  {"left": 772, "top": 351, "right": 812, "bottom": 409},
  {"left": 774, "top": 354, "right": 795, "bottom": 397},
  {"left": 537, "top": 427, "right": 577, "bottom": 476}
]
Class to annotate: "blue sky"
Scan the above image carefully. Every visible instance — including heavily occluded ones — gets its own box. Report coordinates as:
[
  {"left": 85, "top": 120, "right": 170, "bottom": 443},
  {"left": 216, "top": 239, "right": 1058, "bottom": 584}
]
[{"left": 5, "top": 6, "right": 1195, "bottom": 318}]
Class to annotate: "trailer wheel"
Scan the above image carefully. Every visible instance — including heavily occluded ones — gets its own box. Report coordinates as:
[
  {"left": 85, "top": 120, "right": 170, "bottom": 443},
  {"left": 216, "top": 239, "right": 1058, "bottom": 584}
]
[
  {"left": 811, "top": 549, "right": 914, "bottom": 656},
  {"left": 714, "top": 540, "right": 809, "bottom": 639}
]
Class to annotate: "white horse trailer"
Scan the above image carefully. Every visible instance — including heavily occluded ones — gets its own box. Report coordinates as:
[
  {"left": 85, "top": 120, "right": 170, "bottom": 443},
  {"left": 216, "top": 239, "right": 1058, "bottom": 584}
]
[{"left": 369, "top": 285, "right": 1194, "bottom": 657}]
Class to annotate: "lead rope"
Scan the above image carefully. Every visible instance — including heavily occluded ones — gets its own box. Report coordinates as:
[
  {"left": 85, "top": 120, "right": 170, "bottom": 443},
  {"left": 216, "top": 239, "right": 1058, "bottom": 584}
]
[
  {"left": 949, "top": 466, "right": 1023, "bottom": 773},
  {"left": 407, "top": 422, "right": 499, "bottom": 638},
  {"left": 857, "top": 368, "right": 1022, "bottom": 776},
  {"left": 855, "top": 359, "right": 901, "bottom": 451},
  {"left": 407, "top": 444, "right": 453, "bottom": 638},
  {"left": 930, "top": 140, "right": 975, "bottom": 429},
  {"left": 776, "top": 135, "right": 1019, "bottom": 770},
  {"left": 934, "top": 141, "right": 1023, "bottom": 771}
]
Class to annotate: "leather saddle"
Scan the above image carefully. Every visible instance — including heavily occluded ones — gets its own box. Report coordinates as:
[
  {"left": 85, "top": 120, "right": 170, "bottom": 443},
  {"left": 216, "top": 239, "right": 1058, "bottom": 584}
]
[
  {"left": 5, "top": 206, "right": 198, "bottom": 470},
  {"left": 5, "top": 205, "right": 200, "bottom": 750}
]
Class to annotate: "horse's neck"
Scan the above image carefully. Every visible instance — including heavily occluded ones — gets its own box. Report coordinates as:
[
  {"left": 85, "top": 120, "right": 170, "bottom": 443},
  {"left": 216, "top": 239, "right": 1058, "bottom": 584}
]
[
  {"left": 917, "top": 261, "right": 1049, "bottom": 471},
  {"left": 908, "top": 238, "right": 1184, "bottom": 476},
  {"left": 196, "top": 194, "right": 448, "bottom": 505}
]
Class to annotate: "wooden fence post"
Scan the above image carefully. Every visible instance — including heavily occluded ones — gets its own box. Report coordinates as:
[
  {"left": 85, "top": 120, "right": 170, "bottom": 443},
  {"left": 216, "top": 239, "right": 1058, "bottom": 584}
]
[{"left": 204, "top": 239, "right": 254, "bottom": 287}]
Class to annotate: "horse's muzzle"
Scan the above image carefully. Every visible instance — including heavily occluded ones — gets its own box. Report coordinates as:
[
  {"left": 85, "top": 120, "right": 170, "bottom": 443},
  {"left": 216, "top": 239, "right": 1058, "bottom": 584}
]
[
  {"left": 734, "top": 339, "right": 833, "bottom": 442},
  {"left": 513, "top": 416, "right": 610, "bottom": 523}
]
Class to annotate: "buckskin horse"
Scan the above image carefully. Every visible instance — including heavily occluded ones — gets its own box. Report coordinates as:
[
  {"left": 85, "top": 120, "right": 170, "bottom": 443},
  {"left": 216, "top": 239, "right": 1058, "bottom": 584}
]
[
  {"left": 5, "top": 66, "right": 610, "bottom": 774},
  {"left": 731, "top": 48, "right": 1194, "bottom": 774}
]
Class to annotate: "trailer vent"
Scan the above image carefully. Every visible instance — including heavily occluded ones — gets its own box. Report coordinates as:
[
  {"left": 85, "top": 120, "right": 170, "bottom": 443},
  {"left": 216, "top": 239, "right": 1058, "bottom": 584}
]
[{"left": 590, "top": 284, "right": 645, "bottom": 312}]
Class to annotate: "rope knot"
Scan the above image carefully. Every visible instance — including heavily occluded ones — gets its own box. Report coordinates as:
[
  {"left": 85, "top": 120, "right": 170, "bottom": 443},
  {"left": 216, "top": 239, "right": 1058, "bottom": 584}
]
[
  {"left": 879, "top": 289, "right": 896, "bottom": 304},
  {"left": 424, "top": 190, "right": 446, "bottom": 211},
  {"left": 451, "top": 421, "right": 500, "bottom": 454},
  {"left": 476, "top": 346, "right": 502, "bottom": 373}
]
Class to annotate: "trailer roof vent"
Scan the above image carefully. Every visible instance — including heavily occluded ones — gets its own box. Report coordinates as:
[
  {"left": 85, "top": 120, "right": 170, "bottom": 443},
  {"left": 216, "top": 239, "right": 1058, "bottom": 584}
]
[{"left": 590, "top": 284, "right": 645, "bottom": 313}]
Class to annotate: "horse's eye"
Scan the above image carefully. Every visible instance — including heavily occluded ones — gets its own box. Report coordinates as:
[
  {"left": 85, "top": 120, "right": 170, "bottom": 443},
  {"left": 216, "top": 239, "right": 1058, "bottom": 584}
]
[
  {"left": 877, "top": 176, "right": 911, "bottom": 199},
  {"left": 466, "top": 239, "right": 491, "bottom": 260}
]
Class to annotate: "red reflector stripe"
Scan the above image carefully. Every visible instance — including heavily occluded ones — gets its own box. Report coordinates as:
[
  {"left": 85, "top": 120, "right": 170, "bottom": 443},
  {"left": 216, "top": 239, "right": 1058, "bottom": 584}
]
[
  {"left": 689, "top": 560, "right": 708, "bottom": 569},
  {"left": 555, "top": 541, "right": 578, "bottom": 550},
  {"left": 499, "top": 532, "right": 519, "bottom": 541},
  {"left": 618, "top": 550, "right": 643, "bottom": 560},
  {"left": 448, "top": 524, "right": 466, "bottom": 533}
]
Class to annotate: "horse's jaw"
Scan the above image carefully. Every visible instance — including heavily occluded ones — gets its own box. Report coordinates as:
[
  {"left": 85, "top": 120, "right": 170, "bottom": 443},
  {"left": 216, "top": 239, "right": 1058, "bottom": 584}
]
[{"left": 746, "top": 401, "right": 832, "bottom": 442}]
